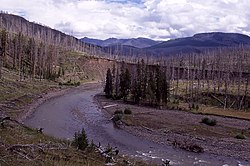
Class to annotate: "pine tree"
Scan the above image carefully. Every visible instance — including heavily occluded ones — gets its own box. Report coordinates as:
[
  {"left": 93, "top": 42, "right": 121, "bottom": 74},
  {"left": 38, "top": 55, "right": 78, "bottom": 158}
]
[
  {"left": 73, "top": 128, "right": 88, "bottom": 150},
  {"left": 155, "top": 65, "right": 163, "bottom": 105},
  {"left": 112, "top": 64, "right": 116, "bottom": 97},
  {"left": 120, "top": 68, "right": 131, "bottom": 101},
  {"left": 0, "top": 46, "right": 2, "bottom": 79},
  {"left": 104, "top": 68, "right": 113, "bottom": 98},
  {"left": 147, "top": 71, "right": 156, "bottom": 105},
  {"left": 141, "top": 59, "right": 147, "bottom": 101},
  {"left": 119, "top": 67, "right": 125, "bottom": 98},
  {"left": 162, "top": 70, "right": 170, "bottom": 104},
  {"left": 115, "top": 67, "right": 120, "bottom": 99},
  {"left": 134, "top": 60, "right": 142, "bottom": 104}
]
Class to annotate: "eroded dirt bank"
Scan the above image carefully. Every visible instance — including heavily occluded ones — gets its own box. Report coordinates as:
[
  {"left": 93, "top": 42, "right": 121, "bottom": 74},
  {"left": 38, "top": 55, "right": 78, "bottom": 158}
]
[
  {"left": 18, "top": 81, "right": 100, "bottom": 122},
  {"left": 95, "top": 94, "right": 250, "bottom": 163}
]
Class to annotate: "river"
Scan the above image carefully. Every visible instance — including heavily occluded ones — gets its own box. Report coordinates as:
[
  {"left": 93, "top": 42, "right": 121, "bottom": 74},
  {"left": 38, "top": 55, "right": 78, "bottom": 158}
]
[{"left": 24, "top": 84, "right": 249, "bottom": 166}]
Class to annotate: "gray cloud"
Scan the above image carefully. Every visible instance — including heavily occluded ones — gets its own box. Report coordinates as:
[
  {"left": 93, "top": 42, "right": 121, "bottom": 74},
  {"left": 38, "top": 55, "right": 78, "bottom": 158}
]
[{"left": 0, "top": 0, "right": 250, "bottom": 40}]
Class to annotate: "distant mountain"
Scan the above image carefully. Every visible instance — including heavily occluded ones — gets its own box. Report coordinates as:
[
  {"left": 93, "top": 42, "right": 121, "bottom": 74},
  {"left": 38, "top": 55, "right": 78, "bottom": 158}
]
[
  {"left": 83, "top": 32, "right": 250, "bottom": 57},
  {"left": 81, "top": 37, "right": 103, "bottom": 46},
  {"left": 146, "top": 32, "right": 250, "bottom": 55},
  {"left": 81, "top": 37, "right": 161, "bottom": 48}
]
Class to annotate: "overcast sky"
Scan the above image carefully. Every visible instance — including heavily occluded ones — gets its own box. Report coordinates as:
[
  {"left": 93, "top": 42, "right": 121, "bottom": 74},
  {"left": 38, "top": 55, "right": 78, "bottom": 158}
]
[{"left": 1, "top": 0, "right": 250, "bottom": 40}]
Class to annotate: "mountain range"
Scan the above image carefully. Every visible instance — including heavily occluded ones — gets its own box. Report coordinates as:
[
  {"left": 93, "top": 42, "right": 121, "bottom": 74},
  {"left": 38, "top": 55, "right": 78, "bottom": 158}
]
[
  {"left": 81, "top": 37, "right": 161, "bottom": 48},
  {"left": 82, "top": 32, "right": 250, "bottom": 57}
]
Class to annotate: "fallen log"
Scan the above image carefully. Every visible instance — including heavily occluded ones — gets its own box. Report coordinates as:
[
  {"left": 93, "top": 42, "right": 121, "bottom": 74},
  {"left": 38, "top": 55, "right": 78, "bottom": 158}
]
[
  {"left": 103, "top": 104, "right": 118, "bottom": 109},
  {"left": 7, "top": 144, "right": 45, "bottom": 154},
  {"left": 210, "top": 94, "right": 225, "bottom": 107},
  {"left": 12, "top": 149, "right": 32, "bottom": 161},
  {"left": 0, "top": 159, "right": 8, "bottom": 165},
  {"left": 141, "top": 125, "right": 153, "bottom": 132}
]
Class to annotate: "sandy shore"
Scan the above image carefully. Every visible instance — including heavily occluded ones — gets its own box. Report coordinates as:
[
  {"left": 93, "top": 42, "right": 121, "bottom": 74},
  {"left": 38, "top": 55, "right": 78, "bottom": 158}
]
[{"left": 94, "top": 94, "right": 250, "bottom": 162}]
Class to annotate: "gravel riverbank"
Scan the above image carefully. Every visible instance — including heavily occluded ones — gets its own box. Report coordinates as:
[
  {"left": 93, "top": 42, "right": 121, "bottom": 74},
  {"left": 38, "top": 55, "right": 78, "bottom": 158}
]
[{"left": 95, "top": 94, "right": 250, "bottom": 162}]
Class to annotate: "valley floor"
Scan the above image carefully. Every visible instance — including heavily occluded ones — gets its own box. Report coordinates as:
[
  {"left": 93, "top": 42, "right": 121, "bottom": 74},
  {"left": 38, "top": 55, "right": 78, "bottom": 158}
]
[
  {"left": 1, "top": 65, "right": 249, "bottom": 165},
  {"left": 95, "top": 94, "right": 250, "bottom": 162},
  {"left": 0, "top": 72, "right": 151, "bottom": 166}
]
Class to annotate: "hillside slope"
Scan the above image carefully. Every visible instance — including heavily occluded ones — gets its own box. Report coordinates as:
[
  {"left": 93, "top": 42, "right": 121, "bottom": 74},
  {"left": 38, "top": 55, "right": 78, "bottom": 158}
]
[{"left": 147, "top": 32, "right": 250, "bottom": 55}]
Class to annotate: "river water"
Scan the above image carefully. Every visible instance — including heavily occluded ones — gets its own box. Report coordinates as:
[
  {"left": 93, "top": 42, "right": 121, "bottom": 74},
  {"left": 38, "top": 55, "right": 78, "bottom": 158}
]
[{"left": 24, "top": 85, "right": 249, "bottom": 166}]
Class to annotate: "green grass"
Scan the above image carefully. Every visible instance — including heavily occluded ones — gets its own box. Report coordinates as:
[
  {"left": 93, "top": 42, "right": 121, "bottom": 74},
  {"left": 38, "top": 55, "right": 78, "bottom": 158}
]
[
  {"left": 0, "top": 120, "right": 106, "bottom": 166},
  {"left": 171, "top": 79, "right": 250, "bottom": 98},
  {"left": 0, "top": 76, "right": 59, "bottom": 119},
  {"left": 0, "top": 69, "right": 58, "bottom": 103}
]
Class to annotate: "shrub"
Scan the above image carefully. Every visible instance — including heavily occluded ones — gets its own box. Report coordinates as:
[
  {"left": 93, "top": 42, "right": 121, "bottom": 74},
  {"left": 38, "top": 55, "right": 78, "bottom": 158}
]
[
  {"left": 192, "top": 103, "right": 195, "bottom": 109},
  {"left": 73, "top": 128, "right": 88, "bottom": 150},
  {"left": 75, "top": 81, "right": 80, "bottom": 86},
  {"left": 201, "top": 117, "right": 217, "bottom": 126},
  {"left": 178, "top": 107, "right": 183, "bottom": 111},
  {"left": 112, "top": 114, "right": 123, "bottom": 122},
  {"left": 114, "top": 110, "right": 123, "bottom": 115},
  {"left": 235, "top": 133, "right": 246, "bottom": 139},
  {"left": 124, "top": 108, "right": 132, "bottom": 114},
  {"left": 195, "top": 104, "right": 199, "bottom": 110}
]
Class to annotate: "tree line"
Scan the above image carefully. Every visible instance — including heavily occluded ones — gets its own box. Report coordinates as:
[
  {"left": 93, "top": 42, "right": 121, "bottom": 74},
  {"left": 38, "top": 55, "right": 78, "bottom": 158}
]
[
  {"left": 104, "top": 47, "right": 250, "bottom": 110},
  {"left": 104, "top": 60, "right": 170, "bottom": 106}
]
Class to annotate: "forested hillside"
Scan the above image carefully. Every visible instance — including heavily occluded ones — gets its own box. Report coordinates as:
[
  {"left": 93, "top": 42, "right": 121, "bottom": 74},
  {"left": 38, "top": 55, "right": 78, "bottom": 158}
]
[
  {"left": 0, "top": 12, "right": 114, "bottom": 81},
  {"left": 1, "top": 12, "right": 249, "bottom": 112},
  {"left": 0, "top": 13, "right": 146, "bottom": 166}
]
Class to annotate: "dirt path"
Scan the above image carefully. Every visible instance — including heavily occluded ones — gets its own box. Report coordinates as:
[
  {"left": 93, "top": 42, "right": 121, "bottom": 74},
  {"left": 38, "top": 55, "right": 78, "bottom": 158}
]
[{"left": 95, "top": 94, "right": 250, "bottom": 163}]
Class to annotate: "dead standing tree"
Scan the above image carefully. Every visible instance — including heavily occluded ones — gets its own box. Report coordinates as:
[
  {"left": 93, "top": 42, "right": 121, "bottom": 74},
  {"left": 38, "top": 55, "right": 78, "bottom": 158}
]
[{"left": 0, "top": 46, "right": 2, "bottom": 79}]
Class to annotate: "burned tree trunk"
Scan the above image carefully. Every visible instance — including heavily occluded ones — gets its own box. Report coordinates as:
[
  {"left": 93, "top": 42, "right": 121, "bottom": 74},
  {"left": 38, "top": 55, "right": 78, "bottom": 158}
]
[{"left": 0, "top": 46, "right": 2, "bottom": 79}]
